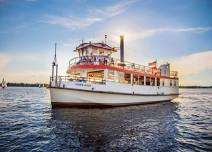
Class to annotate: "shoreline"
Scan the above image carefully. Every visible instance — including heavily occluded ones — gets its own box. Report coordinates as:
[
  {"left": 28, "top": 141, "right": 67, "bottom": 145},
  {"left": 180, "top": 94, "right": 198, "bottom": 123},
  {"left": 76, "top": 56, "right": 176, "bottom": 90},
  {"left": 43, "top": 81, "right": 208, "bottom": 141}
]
[{"left": 1, "top": 83, "right": 211, "bottom": 89}]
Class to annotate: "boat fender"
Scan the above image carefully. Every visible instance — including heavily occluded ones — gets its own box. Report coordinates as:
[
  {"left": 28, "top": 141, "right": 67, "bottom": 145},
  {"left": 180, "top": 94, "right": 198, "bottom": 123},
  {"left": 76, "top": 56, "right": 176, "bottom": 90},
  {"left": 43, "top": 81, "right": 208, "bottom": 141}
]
[{"left": 92, "top": 87, "right": 94, "bottom": 91}]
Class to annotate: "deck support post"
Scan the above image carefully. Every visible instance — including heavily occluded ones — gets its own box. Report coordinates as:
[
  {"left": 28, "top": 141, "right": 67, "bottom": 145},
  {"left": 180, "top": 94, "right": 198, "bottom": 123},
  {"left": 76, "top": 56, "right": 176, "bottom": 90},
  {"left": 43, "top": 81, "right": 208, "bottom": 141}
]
[
  {"left": 104, "top": 69, "right": 108, "bottom": 80},
  {"left": 130, "top": 74, "right": 133, "bottom": 85},
  {"left": 80, "top": 70, "right": 87, "bottom": 78},
  {"left": 114, "top": 71, "right": 118, "bottom": 82},
  {"left": 144, "top": 76, "right": 146, "bottom": 85},
  {"left": 52, "top": 64, "right": 54, "bottom": 81},
  {"left": 55, "top": 64, "right": 58, "bottom": 87},
  {"left": 138, "top": 75, "right": 140, "bottom": 85}
]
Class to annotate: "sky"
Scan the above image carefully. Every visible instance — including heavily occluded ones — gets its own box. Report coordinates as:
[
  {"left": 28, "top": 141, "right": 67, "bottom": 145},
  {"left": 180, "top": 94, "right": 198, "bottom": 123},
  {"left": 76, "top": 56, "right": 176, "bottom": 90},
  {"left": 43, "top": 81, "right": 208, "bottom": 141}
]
[{"left": 0, "top": 0, "right": 212, "bottom": 86}]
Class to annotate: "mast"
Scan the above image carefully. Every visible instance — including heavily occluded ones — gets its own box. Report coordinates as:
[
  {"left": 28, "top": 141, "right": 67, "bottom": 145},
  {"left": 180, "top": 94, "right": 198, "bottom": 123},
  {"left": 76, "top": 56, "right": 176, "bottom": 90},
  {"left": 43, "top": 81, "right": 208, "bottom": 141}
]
[
  {"left": 52, "top": 60, "right": 54, "bottom": 82},
  {"left": 51, "top": 43, "right": 58, "bottom": 86},
  {"left": 55, "top": 43, "right": 58, "bottom": 86}
]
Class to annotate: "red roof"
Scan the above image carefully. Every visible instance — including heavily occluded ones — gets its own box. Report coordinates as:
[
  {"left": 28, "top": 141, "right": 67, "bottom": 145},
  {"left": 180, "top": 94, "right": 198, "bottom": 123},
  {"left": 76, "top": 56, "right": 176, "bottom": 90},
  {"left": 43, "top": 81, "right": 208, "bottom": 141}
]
[
  {"left": 74, "top": 42, "right": 117, "bottom": 52},
  {"left": 67, "top": 64, "right": 178, "bottom": 80}
]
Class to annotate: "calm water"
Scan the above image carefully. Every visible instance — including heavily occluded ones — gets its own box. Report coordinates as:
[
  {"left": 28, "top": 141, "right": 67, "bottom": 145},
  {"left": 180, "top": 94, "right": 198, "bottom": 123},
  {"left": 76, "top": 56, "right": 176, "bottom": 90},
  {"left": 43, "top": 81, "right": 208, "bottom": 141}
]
[{"left": 0, "top": 88, "right": 211, "bottom": 152}]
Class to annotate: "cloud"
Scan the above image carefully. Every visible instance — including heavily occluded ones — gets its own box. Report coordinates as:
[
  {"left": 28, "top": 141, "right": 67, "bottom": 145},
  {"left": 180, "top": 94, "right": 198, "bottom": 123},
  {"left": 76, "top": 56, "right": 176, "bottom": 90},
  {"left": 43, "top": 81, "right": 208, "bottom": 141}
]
[
  {"left": 44, "top": 15, "right": 102, "bottom": 29},
  {"left": 98, "top": 26, "right": 212, "bottom": 45},
  {"left": 121, "top": 27, "right": 212, "bottom": 41},
  {"left": 0, "top": 52, "right": 51, "bottom": 83},
  {"left": 89, "top": 0, "right": 137, "bottom": 18},
  {"left": 170, "top": 51, "right": 212, "bottom": 85},
  {"left": 172, "top": 50, "right": 212, "bottom": 76},
  {"left": 1, "top": 71, "right": 49, "bottom": 83},
  {"left": 0, "top": 53, "right": 11, "bottom": 69},
  {"left": 44, "top": 0, "right": 138, "bottom": 29},
  {"left": 0, "top": 0, "right": 37, "bottom": 3},
  {"left": 173, "top": 27, "right": 212, "bottom": 33},
  {"left": 25, "top": 0, "right": 37, "bottom": 2},
  {"left": 1, "top": 49, "right": 212, "bottom": 84}
]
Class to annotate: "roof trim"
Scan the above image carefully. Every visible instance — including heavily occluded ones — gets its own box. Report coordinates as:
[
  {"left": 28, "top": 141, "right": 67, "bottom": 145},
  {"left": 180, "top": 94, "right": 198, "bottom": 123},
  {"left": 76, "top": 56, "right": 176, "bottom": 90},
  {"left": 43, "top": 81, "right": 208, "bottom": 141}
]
[
  {"left": 67, "top": 64, "right": 178, "bottom": 80},
  {"left": 74, "top": 42, "right": 117, "bottom": 52}
]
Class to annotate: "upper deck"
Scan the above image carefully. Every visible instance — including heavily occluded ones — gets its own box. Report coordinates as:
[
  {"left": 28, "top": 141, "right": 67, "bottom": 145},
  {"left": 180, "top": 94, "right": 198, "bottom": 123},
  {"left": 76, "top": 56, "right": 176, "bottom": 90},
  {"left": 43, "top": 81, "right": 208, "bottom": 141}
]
[
  {"left": 67, "top": 36, "right": 178, "bottom": 80},
  {"left": 67, "top": 56, "right": 178, "bottom": 80}
]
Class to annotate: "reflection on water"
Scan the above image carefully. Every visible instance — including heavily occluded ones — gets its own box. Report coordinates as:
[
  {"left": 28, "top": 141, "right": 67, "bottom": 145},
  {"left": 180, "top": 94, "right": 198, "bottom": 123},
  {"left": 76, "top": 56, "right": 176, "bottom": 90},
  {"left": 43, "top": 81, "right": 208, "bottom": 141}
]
[
  {"left": 51, "top": 102, "right": 179, "bottom": 151},
  {"left": 0, "top": 87, "right": 211, "bottom": 152}
]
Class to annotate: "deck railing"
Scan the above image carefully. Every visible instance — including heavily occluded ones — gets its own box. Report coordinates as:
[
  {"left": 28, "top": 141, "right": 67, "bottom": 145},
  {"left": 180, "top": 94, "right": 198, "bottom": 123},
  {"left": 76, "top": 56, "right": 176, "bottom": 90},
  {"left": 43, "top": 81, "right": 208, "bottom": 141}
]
[
  {"left": 170, "top": 71, "right": 178, "bottom": 77},
  {"left": 68, "top": 56, "right": 178, "bottom": 78},
  {"left": 50, "top": 75, "right": 106, "bottom": 86}
]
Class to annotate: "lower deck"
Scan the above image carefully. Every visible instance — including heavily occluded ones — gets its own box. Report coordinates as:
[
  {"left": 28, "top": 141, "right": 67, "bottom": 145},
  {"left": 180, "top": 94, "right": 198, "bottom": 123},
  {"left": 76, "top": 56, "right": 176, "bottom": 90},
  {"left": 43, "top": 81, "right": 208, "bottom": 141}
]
[
  {"left": 51, "top": 77, "right": 178, "bottom": 95},
  {"left": 50, "top": 74, "right": 179, "bottom": 107},
  {"left": 68, "top": 65, "right": 179, "bottom": 89}
]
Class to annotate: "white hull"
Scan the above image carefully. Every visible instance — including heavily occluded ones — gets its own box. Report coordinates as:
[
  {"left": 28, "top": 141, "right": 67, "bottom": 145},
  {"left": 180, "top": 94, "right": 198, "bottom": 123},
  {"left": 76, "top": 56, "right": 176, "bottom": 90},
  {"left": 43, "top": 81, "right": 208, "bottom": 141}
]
[
  {"left": 49, "top": 37, "right": 179, "bottom": 108},
  {"left": 50, "top": 87, "right": 178, "bottom": 107}
]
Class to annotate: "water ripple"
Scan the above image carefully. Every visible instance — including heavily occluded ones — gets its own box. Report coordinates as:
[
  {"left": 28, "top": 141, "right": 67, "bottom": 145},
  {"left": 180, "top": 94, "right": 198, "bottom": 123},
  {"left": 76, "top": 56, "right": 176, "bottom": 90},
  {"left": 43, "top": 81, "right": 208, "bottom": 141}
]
[{"left": 0, "top": 87, "right": 212, "bottom": 151}]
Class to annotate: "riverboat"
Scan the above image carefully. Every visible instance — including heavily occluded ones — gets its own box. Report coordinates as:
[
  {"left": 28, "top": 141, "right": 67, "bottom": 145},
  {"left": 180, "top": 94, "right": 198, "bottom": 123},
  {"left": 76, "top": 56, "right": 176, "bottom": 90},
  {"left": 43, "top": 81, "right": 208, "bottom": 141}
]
[{"left": 50, "top": 36, "right": 179, "bottom": 107}]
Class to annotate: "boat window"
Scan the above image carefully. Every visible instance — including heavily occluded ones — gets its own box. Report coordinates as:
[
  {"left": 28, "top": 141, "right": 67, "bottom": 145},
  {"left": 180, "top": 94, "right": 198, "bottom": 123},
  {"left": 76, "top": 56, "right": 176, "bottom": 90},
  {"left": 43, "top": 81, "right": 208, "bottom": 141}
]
[
  {"left": 174, "top": 80, "right": 177, "bottom": 86},
  {"left": 170, "top": 80, "right": 172, "bottom": 86},
  {"left": 157, "top": 78, "right": 160, "bottom": 86},
  {"left": 108, "top": 70, "right": 115, "bottom": 81},
  {"left": 118, "top": 72, "right": 125, "bottom": 83},
  {"left": 150, "top": 77, "right": 155, "bottom": 86},
  {"left": 92, "top": 48, "right": 98, "bottom": 54},
  {"left": 133, "top": 75, "right": 139, "bottom": 85},
  {"left": 124, "top": 73, "right": 131, "bottom": 84},
  {"left": 99, "top": 50, "right": 104, "bottom": 55},
  {"left": 139, "top": 76, "right": 144, "bottom": 85},
  {"left": 88, "top": 70, "right": 104, "bottom": 79},
  {"left": 146, "top": 77, "right": 150, "bottom": 85}
]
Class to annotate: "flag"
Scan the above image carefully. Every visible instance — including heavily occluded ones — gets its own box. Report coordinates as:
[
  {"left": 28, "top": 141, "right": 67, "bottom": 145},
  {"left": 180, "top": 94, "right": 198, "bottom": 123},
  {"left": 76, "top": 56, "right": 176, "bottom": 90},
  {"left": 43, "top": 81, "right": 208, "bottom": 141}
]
[
  {"left": 148, "top": 61, "right": 157, "bottom": 69},
  {"left": 105, "top": 35, "right": 107, "bottom": 44}
]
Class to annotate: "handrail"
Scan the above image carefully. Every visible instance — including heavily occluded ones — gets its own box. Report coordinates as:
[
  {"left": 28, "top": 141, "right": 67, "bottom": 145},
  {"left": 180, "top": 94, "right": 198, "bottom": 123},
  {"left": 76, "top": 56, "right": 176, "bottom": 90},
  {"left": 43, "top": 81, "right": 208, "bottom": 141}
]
[
  {"left": 68, "top": 56, "right": 150, "bottom": 71},
  {"left": 170, "top": 71, "right": 178, "bottom": 77},
  {"left": 51, "top": 75, "right": 106, "bottom": 85},
  {"left": 68, "top": 56, "right": 178, "bottom": 77}
]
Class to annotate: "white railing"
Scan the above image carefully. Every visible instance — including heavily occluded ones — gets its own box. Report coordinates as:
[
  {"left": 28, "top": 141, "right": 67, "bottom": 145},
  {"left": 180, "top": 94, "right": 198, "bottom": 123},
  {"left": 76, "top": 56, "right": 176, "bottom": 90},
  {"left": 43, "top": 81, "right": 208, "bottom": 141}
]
[
  {"left": 69, "top": 56, "right": 150, "bottom": 73},
  {"left": 50, "top": 75, "right": 106, "bottom": 87},
  {"left": 68, "top": 56, "right": 178, "bottom": 78}
]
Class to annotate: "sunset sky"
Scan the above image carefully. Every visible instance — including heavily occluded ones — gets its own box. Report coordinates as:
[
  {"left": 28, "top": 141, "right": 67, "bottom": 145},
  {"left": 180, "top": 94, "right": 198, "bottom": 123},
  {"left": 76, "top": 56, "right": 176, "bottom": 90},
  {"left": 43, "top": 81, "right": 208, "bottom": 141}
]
[{"left": 0, "top": 0, "right": 212, "bottom": 86}]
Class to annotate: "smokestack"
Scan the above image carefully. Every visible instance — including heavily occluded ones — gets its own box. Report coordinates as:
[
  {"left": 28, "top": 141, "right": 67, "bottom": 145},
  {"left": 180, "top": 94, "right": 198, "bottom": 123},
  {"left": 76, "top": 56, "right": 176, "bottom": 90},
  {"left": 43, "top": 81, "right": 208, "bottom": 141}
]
[{"left": 120, "top": 35, "right": 124, "bottom": 63}]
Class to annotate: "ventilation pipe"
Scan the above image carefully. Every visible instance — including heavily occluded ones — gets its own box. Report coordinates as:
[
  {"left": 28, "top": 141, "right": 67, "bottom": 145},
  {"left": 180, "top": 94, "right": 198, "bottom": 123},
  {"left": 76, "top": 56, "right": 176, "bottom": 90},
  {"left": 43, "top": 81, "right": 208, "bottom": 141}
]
[{"left": 120, "top": 35, "right": 124, "bottom": 63}]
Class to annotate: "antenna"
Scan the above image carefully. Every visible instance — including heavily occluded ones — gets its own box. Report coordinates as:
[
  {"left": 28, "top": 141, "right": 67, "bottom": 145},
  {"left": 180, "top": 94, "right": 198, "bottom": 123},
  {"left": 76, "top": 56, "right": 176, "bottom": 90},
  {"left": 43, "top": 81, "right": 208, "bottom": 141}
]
[
  {"left": 105, "top": 34, "right": 107, "bottom": 44},
  {"left": 54, "top": 43, "right": 57, "bottom": 65}
]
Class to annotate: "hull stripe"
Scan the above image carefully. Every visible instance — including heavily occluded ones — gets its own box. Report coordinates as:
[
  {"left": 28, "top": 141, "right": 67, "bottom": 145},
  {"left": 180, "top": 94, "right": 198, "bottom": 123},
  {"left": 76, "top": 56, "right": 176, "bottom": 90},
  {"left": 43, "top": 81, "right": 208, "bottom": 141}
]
[
  {"left": 51, "top": 100, "right": 171, "bottom": 108},
  {"left": 50, "top": 87, "right": 179, "bottom": 96}
]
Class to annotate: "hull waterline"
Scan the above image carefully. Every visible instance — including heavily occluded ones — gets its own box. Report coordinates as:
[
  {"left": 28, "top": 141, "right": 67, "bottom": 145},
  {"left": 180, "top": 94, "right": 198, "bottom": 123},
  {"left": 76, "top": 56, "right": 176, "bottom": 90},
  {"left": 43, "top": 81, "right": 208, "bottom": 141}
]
[{"left": 50, "top": 87, "right": 178, "bottom": 108}]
